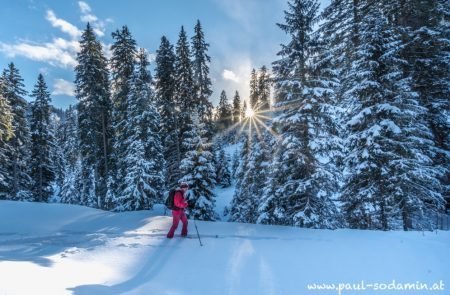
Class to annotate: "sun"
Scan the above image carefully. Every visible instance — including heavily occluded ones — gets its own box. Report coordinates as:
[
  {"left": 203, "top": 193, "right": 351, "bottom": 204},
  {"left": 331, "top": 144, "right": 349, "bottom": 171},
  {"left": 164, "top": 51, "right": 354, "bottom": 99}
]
[{"left": 245, "top": 107, "right": 255, "bottom": 118}]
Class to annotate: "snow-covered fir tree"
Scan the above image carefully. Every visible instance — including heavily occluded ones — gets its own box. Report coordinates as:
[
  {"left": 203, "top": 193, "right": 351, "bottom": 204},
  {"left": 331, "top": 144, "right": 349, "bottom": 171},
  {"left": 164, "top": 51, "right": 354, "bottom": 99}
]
[
  {"left": 75, "top": 23, "right": 113, "bottom": 208},
  {"left": 241, "top": 100, "right": 248, "bottom": 123},
  {"left": 341, "top": 1, "right": 445, "bottom": 230},
  {"left": 232, "top": 91, "right": 242, "bottom": 124},
  {"left": 235, "top": 132, "right": 272, "bottom": 223},
  {"left": 174, "top": 26, "right": 197, "bottom": 173},
  {"left": 175, "top": 26, "right": 195, "bottom": 112},
  {"left": 229, "top": 135, "right": 252, "bottom": 222},
  {"left": 112, "top": 49, "right": 165, "bottom": 211},
  {"left": 110, "top": 25, "right": 138, "bottom": 201},
  {"left": 154, "top": 36, "right": 181, "bottom": 188},
  {"left": 1, "top": 63, "right": 32, "bottom": 201},
  {"left": 397, "top": 0, "right": 450, "bottom": 207},
  {"left": 216, "top": 90, "right": 232, "bottom": 131},
  {"left": 257, "top": 66, "right": 271, "bottom": 111},
  {"left": 215, "top": 148, "right": 232, "bottom": 188},
  {"left": 29, "top": 74, "right": 56, "bottom": 202},
  {"left": 249, "top": 69, "right": 259, "bottom": 110},
  {"left": 191, "top": 20, "right": 214, "bottom": 130},
  {"left": 0, "top": 77, "right": 13, "bottom": 199},
  {"left": 179, "top": 116, "right": 216, "bottom": 221},
  {"left": 60, "top": 159, "right": 82, "bottom": 205},
  {"left": 59, "top": 106, "right": 81, "bottom": 205},
  {"left": 49, "top": 109, "right": 65, "bottom": 197},
  {"left": 266, "top": 0, "right": 341, "bottom": 228},
  {"left": 231, "top": 149, "right": 240, "bottom": 178}
]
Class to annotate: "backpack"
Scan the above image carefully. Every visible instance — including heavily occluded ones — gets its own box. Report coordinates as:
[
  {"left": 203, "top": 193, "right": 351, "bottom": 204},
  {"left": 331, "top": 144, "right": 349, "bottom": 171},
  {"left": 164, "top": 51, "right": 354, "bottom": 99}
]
[{"left": 165, "top": 189, "right": 177, "bottom": 210}]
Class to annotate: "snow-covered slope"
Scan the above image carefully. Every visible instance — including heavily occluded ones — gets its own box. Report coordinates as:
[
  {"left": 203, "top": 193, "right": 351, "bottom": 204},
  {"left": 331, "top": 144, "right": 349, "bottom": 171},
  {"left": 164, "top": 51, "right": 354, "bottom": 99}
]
[{"left": 1, "top": 200, "right": 449, "bottom": 295}]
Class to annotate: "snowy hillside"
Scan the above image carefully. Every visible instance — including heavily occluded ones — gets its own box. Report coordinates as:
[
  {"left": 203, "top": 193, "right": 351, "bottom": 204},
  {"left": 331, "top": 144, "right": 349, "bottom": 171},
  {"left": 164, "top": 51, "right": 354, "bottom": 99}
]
[{"left": 1, "top": 200, "right": 449, "bottom": 295}]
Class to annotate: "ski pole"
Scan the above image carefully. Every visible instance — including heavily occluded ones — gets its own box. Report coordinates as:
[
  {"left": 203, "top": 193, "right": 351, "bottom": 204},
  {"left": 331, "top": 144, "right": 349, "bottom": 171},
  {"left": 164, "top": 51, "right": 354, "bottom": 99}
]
[{"left": 193, "top": 217, "right": 203, "bottom": 247}]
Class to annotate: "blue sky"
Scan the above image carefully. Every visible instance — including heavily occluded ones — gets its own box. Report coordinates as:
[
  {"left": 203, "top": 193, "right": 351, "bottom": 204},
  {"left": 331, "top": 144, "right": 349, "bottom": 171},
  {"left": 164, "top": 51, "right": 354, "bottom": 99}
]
[{"left": 0, "top": 0, "right": 328, "bottom": 109}]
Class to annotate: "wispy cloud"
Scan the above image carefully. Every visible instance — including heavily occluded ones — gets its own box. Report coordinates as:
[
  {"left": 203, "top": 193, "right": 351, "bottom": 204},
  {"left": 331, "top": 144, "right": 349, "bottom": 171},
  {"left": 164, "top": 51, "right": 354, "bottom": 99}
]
[
  {"left": 0, "top": 40, "right": 78, "bottom": 68},
  {"left": 78, "top": 1, "right": 111, "bottom": 37},
  {"left": 0, "top": 1, "right": 111, "bottom": 69},
  {"left": 46, "top": 10, "right": 81, "bottom": 39},
  {"left": 52, "top": 78, "right": 75, "bottom": 96},
  {"left": 222, "top": 69, "right": 240, "bottom": 83}
]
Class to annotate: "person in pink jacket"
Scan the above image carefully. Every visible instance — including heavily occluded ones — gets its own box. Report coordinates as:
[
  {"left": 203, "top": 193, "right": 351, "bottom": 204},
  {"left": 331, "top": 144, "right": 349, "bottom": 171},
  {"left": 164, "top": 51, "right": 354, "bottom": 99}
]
[{"left": 167, "top": 182, "right": 189, "bottom": 238}]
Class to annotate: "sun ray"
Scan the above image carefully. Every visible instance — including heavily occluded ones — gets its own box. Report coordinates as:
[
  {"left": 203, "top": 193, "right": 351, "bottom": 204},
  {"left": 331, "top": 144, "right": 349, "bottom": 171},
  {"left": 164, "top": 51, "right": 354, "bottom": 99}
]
[{"left": 253, "top": 116, "right": 281, "bottom": 140}]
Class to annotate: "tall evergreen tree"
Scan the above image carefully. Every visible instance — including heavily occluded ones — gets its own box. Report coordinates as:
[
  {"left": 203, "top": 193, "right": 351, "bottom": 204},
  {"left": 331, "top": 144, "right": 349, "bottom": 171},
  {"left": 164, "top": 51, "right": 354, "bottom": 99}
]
[
  {"left": 59, "top": 105, "right": 81, "bottom": 205},
  {"left": 241, "top": 100, "right": 248, "bottom": 122},
  {"left": 0, "top": 77, "right": 13, "bottom": 199},
  {"left": 175, "top": 26, "right": 197, "bottom": 176},
  {"left": 229, "top": 135, "right": 252, "bottom": 222},
  {"left": 75, "top": 23, "right": 113, "bottom": 208},
  {"left": 1, "top": 63, "right": 32, "bottom": 200},
  {"left": 110, "top": 25, "right": 138, "bottom": 200},
  {"left": 155, "top": 36, "right": 181, "bottom": 189},
  {"left": 175, "top": 26, "right": 195, "bottom": 112},
  {"left": 191, "top": 20, "right": 214, "bottom": 128},
  {"left": 267, "top": 0, "right": 341, "bottom": 228},
  {"left": 179, "top": 119, "right": 216, "bottom": 221},
  {"left": 215, "top": 148, "right": 232, "bottom": 188},
  {"left": 341, "top": 1, "right": 444, "bottom": 230},
  {"left": 257, "top": 66, "right": 271, "bottom": 111},
  {"left": 113, "top": 49, "right": 165, "bottom": 211},
  {"left": 232, "top": 91, "right": 241, "bottom": 124},
  {"left": 396, "top": 0, "right": 450, "bottom": 208},
  {"left": 231, "top": 132, "right": 271, "bottom": 223},
  {"left": 49, "top": 109, "right": 65, "bottom": 197},
  {"left": 249, "top": 68, "right": 259, "bottom": 110},
  {"left": 217, "top": 90, "right": 232, "bottom": 131},
  {"left": 29, "top": 74, "right": 55, "bottom": 202}
]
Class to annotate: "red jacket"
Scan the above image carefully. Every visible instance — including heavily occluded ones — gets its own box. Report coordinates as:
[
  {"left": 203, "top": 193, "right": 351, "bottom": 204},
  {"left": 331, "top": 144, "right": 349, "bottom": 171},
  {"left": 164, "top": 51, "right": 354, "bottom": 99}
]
[{"left": 174, "top": 190, "right": 188, "bottom": 210}]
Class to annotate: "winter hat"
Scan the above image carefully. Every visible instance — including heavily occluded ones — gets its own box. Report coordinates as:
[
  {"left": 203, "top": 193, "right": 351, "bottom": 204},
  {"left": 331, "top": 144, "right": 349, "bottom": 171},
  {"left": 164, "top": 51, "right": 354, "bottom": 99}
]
[{"left": 179, "top": 182, "right": 189, "bottom": 189}]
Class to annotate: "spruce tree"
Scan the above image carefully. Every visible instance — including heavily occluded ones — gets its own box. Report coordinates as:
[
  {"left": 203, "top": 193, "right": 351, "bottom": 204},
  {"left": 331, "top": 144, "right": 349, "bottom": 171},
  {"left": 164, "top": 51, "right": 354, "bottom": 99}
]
[
  {"left": 341, "top": 1, "right": 444, "bottom": 230},
  {"left": 110, "top": 25, "right": 138, "bottom": 201},
  {"left": 60, "top": 159, "right": 82, "bottom": 205},
  {"left": 50, "top": 109, "right": 65, "bottom": 197},
  {"left": 114, "top": 49, "right": 165, "bottom": 211},
  {"left": 154, "top": 36, "right": 181, "bottom": 188},
  {"left": 75, "top": 23, "right": 113, "bottom": 208},
  {"left": 257, "top": 66, "right": 271, "bottom": 111},
  {"left": 179, "top": 119, "right": 216, "bottom": 221},
  {"left": 397, "top": 0, "right": 450, "bottom": 210},
  {"left": 215, "top": 148, "right": 232, "bottom": 188},
  {"left": 0, "top": 77, "right": 13, "bottom": 199},
  {"left": 1, "top": 63, "right": 32, "bottom": 200},
  {"left": 249, "top": 68, "right": 259, "bottom": 110},
  {"left": 229, "top": 135, "right": 252, "bottom": 222},
  {"left": 231, "top": 149, "right": 240, "bottom": 178},
  {"left": 175, "top": 26, "right": 195, "bottom": 112},
  {"left": 217, "top": 90, "right": 232, "bottom": 131},
  {"left": 191, "top": 20, "right": 214, "bottom": 128},
  {"left": 59, "top": 105, "right": 81, "bottom": 205},
  {"left": 267, "top": 0, "right": 340, "bottom": 228},
  {"left": 232, "top": 91, "right": 241, "bottom": 124},
  {"left": 29, "top": 74, "right": 56, "bottom": 202}
]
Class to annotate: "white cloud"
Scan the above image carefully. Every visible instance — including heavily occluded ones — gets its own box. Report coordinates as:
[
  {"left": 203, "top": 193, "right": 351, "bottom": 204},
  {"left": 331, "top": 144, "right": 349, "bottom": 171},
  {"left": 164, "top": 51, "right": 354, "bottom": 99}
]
[
  {"left": 222, "top": 69, "right": 240, "bottom": 83},
  {"left": 78, "top": 1, "right": 108, "bottom": 37},
  {"left": 78, "top": 1, "right": 91, "bottom": 14},
  {"left": 52, "top": 79, "right": 75, "bottom": 96},
  {"left": 0, "top": 2, "right": 112, "bottom": 69},
  {"left": 0, "top": 41, "right": 78, "bottom": 68},
  {"left": 46, "top": 10, "right": 81, "bottom": 39}
]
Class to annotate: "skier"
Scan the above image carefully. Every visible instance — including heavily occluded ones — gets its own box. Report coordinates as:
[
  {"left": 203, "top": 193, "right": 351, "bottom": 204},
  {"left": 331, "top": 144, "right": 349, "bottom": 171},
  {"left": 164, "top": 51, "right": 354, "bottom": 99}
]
[{"left": 167, "top": 182, "right": 189, "bottom": 238}]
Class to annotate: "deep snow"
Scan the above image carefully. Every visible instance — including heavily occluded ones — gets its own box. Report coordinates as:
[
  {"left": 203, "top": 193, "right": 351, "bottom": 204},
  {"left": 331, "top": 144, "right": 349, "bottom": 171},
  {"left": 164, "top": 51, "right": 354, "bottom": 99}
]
[{"left": 0, "top": 200, "right": 449, "bottom": 295}]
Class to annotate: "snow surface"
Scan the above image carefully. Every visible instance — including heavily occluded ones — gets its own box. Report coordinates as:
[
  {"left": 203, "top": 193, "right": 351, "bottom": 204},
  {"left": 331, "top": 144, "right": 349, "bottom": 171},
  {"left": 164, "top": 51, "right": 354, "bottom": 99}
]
[{"left": 1, "top": 200, "right": 449, "bottom": 295}]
